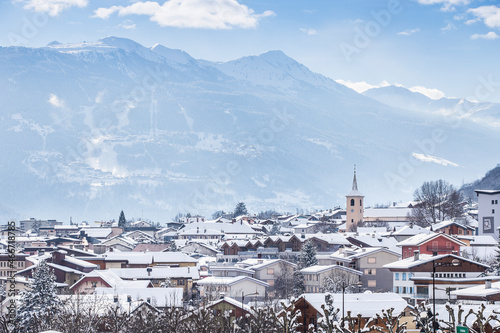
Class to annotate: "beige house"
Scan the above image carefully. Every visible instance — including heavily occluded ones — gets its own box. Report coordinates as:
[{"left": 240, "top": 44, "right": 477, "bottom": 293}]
[
  {"left": 300, "top": 264, "right": 362, "bottom": 293},
  {"left": 247, "top": 259, "right": 297, "bottom": 288},
  {"left": 347, "top": 247, "right": 401, "bottom": 292}
]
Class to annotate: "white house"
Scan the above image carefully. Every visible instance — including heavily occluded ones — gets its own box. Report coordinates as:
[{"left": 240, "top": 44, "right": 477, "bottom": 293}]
[
  {"left": 383, "top": 252, "right": 490, "bottom": 305},
  {"left": 475, "top": 189, "right": 500, "bottom": 240},
  {"left": 195, "top": 276, "right": 269, "bottom": 302}
]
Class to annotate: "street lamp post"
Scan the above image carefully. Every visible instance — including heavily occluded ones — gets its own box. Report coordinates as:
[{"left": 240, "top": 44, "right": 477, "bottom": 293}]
[
  {"left": 341, "top": 281, "right": 362, "bottom": 329},
  {"left": 241, "top": 291, "right": 259, "bottom": 310}
]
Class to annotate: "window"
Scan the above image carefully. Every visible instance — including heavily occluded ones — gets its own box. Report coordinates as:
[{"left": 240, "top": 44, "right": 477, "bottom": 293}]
[
  {"left": 368, "top": 280, "right": 376, "bottom": 287},
  {"left": 268, "top": 280, "right": 275, "bottom": 287},
  {"left": 409, "top": 287, "right": 413, "bottom": 294},
  {"left": 364, "top": 269, "right": 376, "bottom": 275},
  {"left": 368, "top": 257, "right": 376, "bottom": 264},
  {"left": 394, "top": 286, "right": 399, "bottom": 293},
  {"left": 492, "top": 200, "right": 495, "bottom": 204},
  {"left": 395, "top": 273, "right": 400, "bottom": 281},
  {"left": 360, "top": 199, "right": 362, "bottom": 206},
  {"left": 267, "top": 268, "right": 274, "bottom": 275},
  {"left": 493, "top": 209, "right": 495, "bottom": 214},
  {"left": 91, "top": 281, "right": 97, "bottom": 287},
  {"left": 402, "top": 273, "right": 407, "bottom": 281},
  {"left": 350, "top": 199, "right": 355, "bottom": 206},
  {"left": 446, "top": 241, "right": 452, "bottom": 248},
  {"left": 402, "top": 287, "right": 407, "bottom": 293}
]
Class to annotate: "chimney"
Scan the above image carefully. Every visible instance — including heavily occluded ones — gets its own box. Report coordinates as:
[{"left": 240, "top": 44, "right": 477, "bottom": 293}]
[
  {"left": 372, "top": 233, "right": 375, "bottom": 238},
  {"left": 486, "top": 279, "right": 492, "bottom": 289},
  {"left": 414, "top": 250, "right": 420, "bottom": 261}
]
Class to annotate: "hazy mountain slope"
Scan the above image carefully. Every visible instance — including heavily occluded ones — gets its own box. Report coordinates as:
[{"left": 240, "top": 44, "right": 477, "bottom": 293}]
[
  {"left": 461, "top": 164, "right": 500, "bottom": 200},
  {"left": 363, "top": 85, "right": 500, "bottom": 127},
  {"left": 0, "top": 37, "right": 499, "bottom": 222}
]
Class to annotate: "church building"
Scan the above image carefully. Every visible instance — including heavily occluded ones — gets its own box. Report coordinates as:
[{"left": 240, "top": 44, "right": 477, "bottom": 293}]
[{"left": 346, "top": 166, "right": 364, "bottom": 232}]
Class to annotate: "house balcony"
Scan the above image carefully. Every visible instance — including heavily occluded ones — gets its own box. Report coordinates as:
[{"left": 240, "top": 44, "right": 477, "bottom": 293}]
[{"left": 425, "top": 246, "right": 455, "bottom": 252}]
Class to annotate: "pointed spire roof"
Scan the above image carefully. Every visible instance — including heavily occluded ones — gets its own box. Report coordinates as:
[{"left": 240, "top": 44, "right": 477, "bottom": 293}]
[
  {"left": 352, "top": 164, "right": 358, "bottom": 191},
  {"left": 346, "top": 165, "right": 364, "bottom": 197}
]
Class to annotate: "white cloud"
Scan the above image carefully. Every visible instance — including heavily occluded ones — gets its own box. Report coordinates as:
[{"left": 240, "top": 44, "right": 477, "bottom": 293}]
[
  {"left": 299, "top": 28, "right": 317, "bottom": 35},
  {"left": 465, "top": 18, "right": 479, "bottom": 25},
  {"left": 398, "top": 28, "right": 420, "bottom": 36},
  {"left": 468, "top": 6, "right": 500, "bottom": 28},
  {"left": 48, "top": 93, "right": 64, "bottom": 107},
  {"left": 471, "top": 31, "right": 499, "bottom": 40},
  {"left": 94, "top": 0, "right": 275, "bottom": 29},
  {"left": 335, "top": 79, "right": 393, "bottom": 93},
  {"left": 409, "top": 86, "right": 446, "bottom": 99},
  {"left": 20, "top": 0, "right": 88, "bottom": 16},
  {"left": 415, "top": 0, "right": 470, "bottom": 12},
  {"left": 412, "top": 153, "right": 459, "bottom": 167},
  {"left": 119, "top": 19, "right": 136, "bottom": 30}
]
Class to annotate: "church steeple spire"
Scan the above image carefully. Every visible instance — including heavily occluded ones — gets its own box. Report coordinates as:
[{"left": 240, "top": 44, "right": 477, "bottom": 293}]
[{"left": 352, "top": 164, "right": 358, "bottom": 191}]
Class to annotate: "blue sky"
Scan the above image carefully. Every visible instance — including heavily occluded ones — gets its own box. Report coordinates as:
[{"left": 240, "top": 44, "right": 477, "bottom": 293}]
[{"left": 2, "top": 0, "right": 500, "bottom": 102}]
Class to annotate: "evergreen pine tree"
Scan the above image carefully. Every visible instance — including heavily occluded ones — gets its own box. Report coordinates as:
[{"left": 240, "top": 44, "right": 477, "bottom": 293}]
[
  {"left": 16, "top": 260, "right": 62, "bottom": 332},
  {"left": 269, "top": 222, "right": 281, "bottom": 235},
  {"left": 292, "top": 270, "right": 305, "bottom": 297},
  {"left": 118, "top": 210, "right": 127, "bottom": 228},
  {"left": 233, "top": 202, "right": 248, "bottom": 218},
  {"left": 298, "top": 240, "right": 318, "bottom": 269}
]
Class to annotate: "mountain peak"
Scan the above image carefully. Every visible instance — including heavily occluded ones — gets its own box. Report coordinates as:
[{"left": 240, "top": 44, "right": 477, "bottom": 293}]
[
  {"left": 151, "top": 43, "right": 194, "bottom": 64},
  {"left": 98, "top": 36, "right": 145, "bottom": 51}
]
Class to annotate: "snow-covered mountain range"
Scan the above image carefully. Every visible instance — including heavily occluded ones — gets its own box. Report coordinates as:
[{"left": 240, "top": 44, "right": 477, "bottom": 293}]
[{"left": 1, "top": 36, "right": 499, "bottom": 222}]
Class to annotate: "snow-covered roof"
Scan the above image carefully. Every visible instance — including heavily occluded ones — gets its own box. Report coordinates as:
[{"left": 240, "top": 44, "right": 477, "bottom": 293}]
[
  {"left": 348, "top": 247, "right": 401, "bottom": 260},
  {"left": 450, "top": 279, "right": 500, "bottom": 297},
  {"left": 396, "top": 232, "right": 466, "bottom": 247},
  {"left": 301, "top": 292, "right": 407, "bottom": 318},
  {"left": 383, "top": 253, "right": 490, "bottom": 270},
  {"left": 196, "top": 276, "right": 269, "bottom": 287},
  {"left": 79, "top": 228, "right": 112, "bottom": 238},
  {"left": 207, "top": 296, "right": 252, "bottom": 312},
  {"left": 71, "top": 270, "right": 151, "bottom": 289},
  {"left": 95, "top": 287, "right": 183, "bottom": 307},
  {"left": 363, "top": 207, "right": 411, "bottom": 218},
  {"left": 247, "top": 259, "right": 297, "bottom": 271},
  {"left": 390, "top": 224, "right": 430, "bottom": 236},
  {"left": 98, "top": 251, "right": 198, "bottom": 264},
  {"left": 210, "top": 266, "right": 255, "bottom": 275},
  {"left": 458, "top": 235, "right": 497, "bottom": 246},
  {"left": 430, "top": 220, "right": 475, "bottom": 231},
  {"left": 63, "top": 255, "right": 98, "bottom": 268},
  {"left": 347, "top": 234, "right": 400, "bottom": 254},
  {"left": 178, "top": 221, "right": 259, "bottom": 235},
  {"left": 305, "top": 233, "right": 351, "bottom": 246},
  {"left": 300, "top": 264, "right": 363, "bottom": 275},
  {"left": 356, "top": 227, "right": 388, "bottom": 234},
  {"left": 109, "top": 266, "right": 199, "bottom": 280}
]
